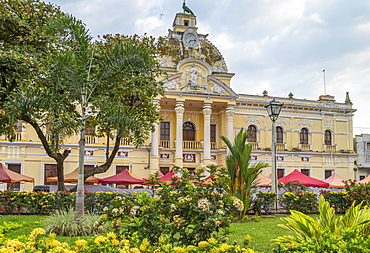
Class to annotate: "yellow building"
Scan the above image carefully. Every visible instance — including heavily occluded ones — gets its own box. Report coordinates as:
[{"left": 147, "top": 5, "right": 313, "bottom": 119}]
[{"left": 1, "top": 11, "right": 357, "bottom": 191}]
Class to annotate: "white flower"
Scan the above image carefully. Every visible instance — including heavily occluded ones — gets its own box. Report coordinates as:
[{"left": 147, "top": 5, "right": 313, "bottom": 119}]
[
  {"left": 231, "top": 196, "right": 244, "bottom": 212},
  {"left": 197, "top": 198, "right": 211, "bottom": 212},
  {"left": 129, "top": 205, "right": 140, "bottom": 216}
]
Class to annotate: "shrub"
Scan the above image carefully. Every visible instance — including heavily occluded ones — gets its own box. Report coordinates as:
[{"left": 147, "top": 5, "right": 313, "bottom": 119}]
[
  {"left": 252, "top": 192, "right": 276, "bottom": 214},
  {"left": 279, "top": 190, "right": 318, "bottom": 214},
  {"left": 43, "top": 208, "right": 108, "bottom": 236},
  {"left": 0, "top": 228, "right": 256, "bottom": 252},
  {"left": 101, "top": 165, "right": 241, "bottom": 245},
  {"left": 274, "top": 195, "right": 370, "bottom": 252},
  {"left": 320, "top": 190, "right": 352, "bottom": 213}
]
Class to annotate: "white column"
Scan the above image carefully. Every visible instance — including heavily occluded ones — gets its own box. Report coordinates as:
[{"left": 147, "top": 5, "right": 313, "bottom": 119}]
[
  {"left": 203, "top": 103, "right": 212, "bottom": 165},
  {"left": 226, "top": 106, "right": 235, "bottom": 142},
  {"left": 175, "top": 102, "right": 184, "bottom": 168},
  {"left": 150, "top": 101, "right": 160, "bottom": 174}
]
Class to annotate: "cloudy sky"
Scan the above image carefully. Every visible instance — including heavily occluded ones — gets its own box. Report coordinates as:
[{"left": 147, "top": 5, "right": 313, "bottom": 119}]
[{"left": 49, "top": 0, "right": 370, "bottom": 135}]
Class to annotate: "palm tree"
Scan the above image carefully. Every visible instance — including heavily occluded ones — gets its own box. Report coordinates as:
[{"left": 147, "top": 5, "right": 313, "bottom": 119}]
[{"left": 220, "top": 128, "right": 268, "bottom": 215}]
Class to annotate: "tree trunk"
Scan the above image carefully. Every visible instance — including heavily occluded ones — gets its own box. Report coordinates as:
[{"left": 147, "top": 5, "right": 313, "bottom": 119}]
[{"left": 75, "top": 104, "right": 86, "bottom": 220}]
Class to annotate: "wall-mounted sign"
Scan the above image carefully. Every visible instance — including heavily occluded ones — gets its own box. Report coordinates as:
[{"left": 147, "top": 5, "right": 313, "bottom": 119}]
[
  {"left": 117, "top": 151, "right": 128, "bottom": 157},
  {"left": 301, "top": 157, "right": 309, "bottom": 162},
  {"left": 84, "top": 150, "right": 93, "bottom": 156},
  {"left": 160, "top": 153, "right": 170, "bottom": 159},
  {"left": 183, "top": 154, "right": 196, "bottom": 163}
]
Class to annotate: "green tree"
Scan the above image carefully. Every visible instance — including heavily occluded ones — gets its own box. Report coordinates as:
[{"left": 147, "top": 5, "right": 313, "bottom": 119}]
[
  {"left": 0, "top": 0, "right": 76, "bottom": 191},
  {"left": 220, "top": 128, "right": 268, "bottom": 216},
  {"left": 47, "top": 15, "right": 166, "bottom": 218}
]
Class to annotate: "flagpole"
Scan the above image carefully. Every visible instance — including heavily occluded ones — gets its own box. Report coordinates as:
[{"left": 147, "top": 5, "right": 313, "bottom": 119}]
[{"left": 322, "top": 69, "right": 326, "bottom": 95}]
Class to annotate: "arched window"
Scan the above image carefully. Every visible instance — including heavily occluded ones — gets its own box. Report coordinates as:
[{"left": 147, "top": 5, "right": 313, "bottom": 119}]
[
  {"left": 247, "top": 125, "right": 257, "bottom": 142},
  {"left": 324, "top": 130, "right": 332, "bottom": 145},
  {"left": 183, "top": 122, "right": 195, "bottom": 141},
  {"left": 300, "top": 128, "right": 309, "bottom": 144},
  {"left": 276, "top": 126, "right": 284, "bottom": 143}
]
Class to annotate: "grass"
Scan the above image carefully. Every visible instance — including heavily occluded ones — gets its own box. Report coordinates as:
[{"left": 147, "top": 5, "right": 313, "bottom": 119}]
[
  {"left": 228, "top": 215, "right": 295, "bottom": 253},
  {"left": 0, "top": 214, "right": 294, "bottom": 252}
]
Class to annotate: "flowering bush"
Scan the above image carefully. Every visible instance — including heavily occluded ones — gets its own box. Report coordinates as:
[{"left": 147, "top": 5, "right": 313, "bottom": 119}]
[
  {"left": 251, "top": 192, "right": 276, "bottom": 214},
  {"left": 0, "top": 228, "right": 256, "bottom": 252},
  {"left": 279, "top": 191, "right": 318, "bottom": 214},
  {"left": 320, "top": 190, "right": 351, "bottom": 213},
  {"left": 101, "top": 165, "right": 241, "bottom": 245}
]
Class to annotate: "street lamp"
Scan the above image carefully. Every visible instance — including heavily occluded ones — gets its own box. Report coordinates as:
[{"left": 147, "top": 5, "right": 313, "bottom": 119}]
[{"left": 265, "top": 99, "right": 284, "bottom": 213}]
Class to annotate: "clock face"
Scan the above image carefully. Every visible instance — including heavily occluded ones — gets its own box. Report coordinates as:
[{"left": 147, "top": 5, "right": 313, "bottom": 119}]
[{"left": 183, "top": 34, "right": 198, "bottom": 47}]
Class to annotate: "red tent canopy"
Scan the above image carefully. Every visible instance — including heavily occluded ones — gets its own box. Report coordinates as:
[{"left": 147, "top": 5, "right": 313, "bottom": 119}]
[
  {"left": 254, "top": 173, "right": 272, "bottom": 187},
  {"left": 98, "top": 169, "right": 147, "bottom": 185},
  {"left": 357, "top": 175, "right": 370, "bottom": 185},
  {"left": 278, "top": 169, "right": 329, "bottom": 187},
  {"left": 0, "top": 163, "right": 34, "bottom": 183},
  {"left": 46, "top": 168, "right": 98, "bottom": 183},
  {"left": 323, "top": 173, "right": 346, "bottom": 188}
]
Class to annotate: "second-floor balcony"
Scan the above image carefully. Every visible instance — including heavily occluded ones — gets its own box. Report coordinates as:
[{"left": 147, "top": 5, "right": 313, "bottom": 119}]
[
  {"left": 276, "top": 143, "right": 286, "bottom": 151},
  {"left": 324, "top": 144, "right": 337, "bottom": 152},
  {"left": 183, "top": 141, "right": 203, "bottom": 149}
]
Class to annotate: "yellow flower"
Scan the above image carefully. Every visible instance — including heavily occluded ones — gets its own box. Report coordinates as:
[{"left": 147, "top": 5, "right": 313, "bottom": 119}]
[
  {"left": 46, "top": 239, "right": 60, "bottom": 247},
  {"left": 31, "top": 228, "right": 45, "bottom": 236},
  {"left": 207, "top": 237, "right": 217, "bottom": 244},
  {"left": 49, "top": 233, "right": 57, "bottom": 239},
  {"left": 186, "top": 245, "right": 195, "bottom": 249},
  {"left": 158, "top": 236, "right": 166, "bottom": 244},
  {"left": 75, "top": 239, "right": 88, "bottom": 247},
  {"left": 141, "top": 238, "right": 150, "bottom": 247},
  {"left": 173, "top": 247, "right": 185, "bottom": 253},
  {"left": 198, "top": 241, "right": 209, "bottom": 247},
  {"left": 107, "top": 232, "right": 117, "bottom": 239},
  {"left": 94, "top": 236, "right": 106, "bottom": 244},
  {"left": 130, "top": 248, "right": 140, "bottom": 253},
  {"left": 111, "top": 239, "right": 120, "bottom": 246},
  {"left": 6, "top": 239, "right": 23, "bottom": 249},
  {"left": 219, "top": 243, "right": 231, "bottom": 252},
  {"left": 139, "top": 244, "right": 147, "bottom": 251},
  {"left": 121, "top": 239, "right": 130, "bottom": 246}
]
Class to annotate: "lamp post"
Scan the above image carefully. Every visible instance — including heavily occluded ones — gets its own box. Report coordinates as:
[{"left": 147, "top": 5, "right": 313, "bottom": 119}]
[{"left": 265, "top": 99, "right": 284, "bottom": 213}]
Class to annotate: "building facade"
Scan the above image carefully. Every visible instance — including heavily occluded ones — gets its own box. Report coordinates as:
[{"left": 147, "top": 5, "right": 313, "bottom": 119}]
[
  {"left": 354, "top": 134, "right": 370, "bottom": 180},
  {"left": 1, "top": 11, "right": 357, "bottom": 191}
]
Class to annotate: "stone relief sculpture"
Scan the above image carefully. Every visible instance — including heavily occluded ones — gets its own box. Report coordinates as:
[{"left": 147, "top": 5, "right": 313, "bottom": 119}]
[
  {"left": 211, "top": 82, "right": 225, "bottom": 94},
  {"left": 163, "top": 79, "right": 178, "bottom": 90}
]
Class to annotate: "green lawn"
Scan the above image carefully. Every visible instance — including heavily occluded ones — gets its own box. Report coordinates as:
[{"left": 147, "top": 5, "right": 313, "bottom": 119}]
[
  {"left": 0, "top": 214, "right": 293, "bottom": 252},
  {"left": 228, "top": 216, "right": 294, "bottom": 253}
]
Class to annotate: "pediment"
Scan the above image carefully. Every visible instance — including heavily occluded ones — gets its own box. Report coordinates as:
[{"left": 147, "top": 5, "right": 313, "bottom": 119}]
[{"left": 161, "top": 59, "right": 237, "bottom": 97}]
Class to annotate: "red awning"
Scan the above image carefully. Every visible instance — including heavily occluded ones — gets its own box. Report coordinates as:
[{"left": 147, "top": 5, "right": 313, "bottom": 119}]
[
  {"left": 46, "top": 168, "right": 98, "bottom": 183},
  {"left": 0, "top": 163, "right": 34, "bottom": 184},
  {"left": 278, "top": 169, "right": 329, "bottom": 187},
  {"left": 323, "top": 173, "right": 346, "bottom": 188},
  {"left": 98, "top": 169, "right": 147, "bottom": 185}
]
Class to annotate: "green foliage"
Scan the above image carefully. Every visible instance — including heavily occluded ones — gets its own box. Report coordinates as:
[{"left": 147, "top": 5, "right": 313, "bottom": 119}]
[
  {"left": 252, "top": 192, "right": 277, "bottom": 214},
  {"left": 43, "top": 208, "right": 107, "bottom": 236},
  {"left": 320, "top": 190, "right": 352, "bottom": 213},
  {"left": 279, "top": 191, "right": 318, "bottom": 214},
  {"left": 101, "top": 165, "right": 241, "bottom": 245},
  {"left": 320, "top": 181, "right": 370, "bottom": 213},
  {"left": 220, "top": 128, "right": 269, "bottom": 215},
  {"left": 0, "top": 228, "right": 256, "bottom": 252},
  {"left": 274, "top": 195, "right": 370, "bottom": 252}
]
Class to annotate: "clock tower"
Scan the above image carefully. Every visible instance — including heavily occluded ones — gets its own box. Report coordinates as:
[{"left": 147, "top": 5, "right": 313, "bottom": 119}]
[{"left": 159, "top": 10, "right": 229, "bottom": 74}]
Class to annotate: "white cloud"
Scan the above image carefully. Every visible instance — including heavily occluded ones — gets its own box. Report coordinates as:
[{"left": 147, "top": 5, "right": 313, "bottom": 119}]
[{"left": 48, "top": 0, "right": 370, "bottom": 134}]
